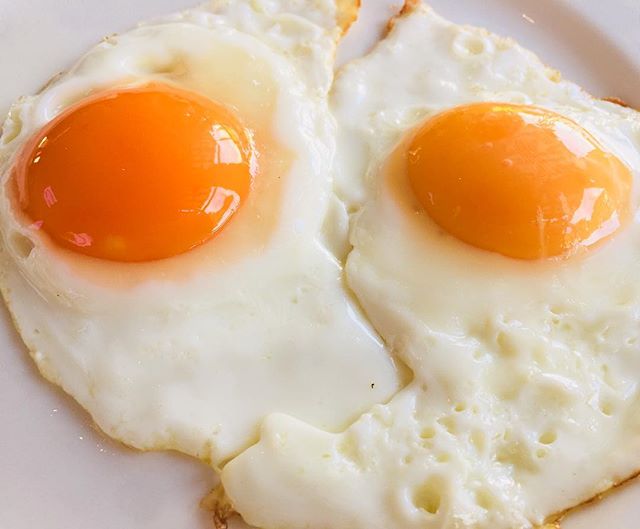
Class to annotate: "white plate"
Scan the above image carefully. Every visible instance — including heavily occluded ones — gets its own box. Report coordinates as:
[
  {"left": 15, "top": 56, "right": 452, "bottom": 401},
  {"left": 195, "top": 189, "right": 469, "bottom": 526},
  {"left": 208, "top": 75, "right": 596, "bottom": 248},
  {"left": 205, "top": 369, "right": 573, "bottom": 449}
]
[{"left": 1, "top": 1, "right": 639, "bottom": 528}]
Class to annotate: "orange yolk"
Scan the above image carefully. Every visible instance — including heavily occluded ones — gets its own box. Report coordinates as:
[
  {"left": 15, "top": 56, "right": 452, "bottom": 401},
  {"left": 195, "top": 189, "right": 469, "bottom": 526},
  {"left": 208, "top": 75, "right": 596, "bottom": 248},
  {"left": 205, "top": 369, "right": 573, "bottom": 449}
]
[
  {"left": 14, "top": 84, "right": 255, "bottom": 262},
  {"left": 407, "top": 102, "right": 632, "bottom": 260}
]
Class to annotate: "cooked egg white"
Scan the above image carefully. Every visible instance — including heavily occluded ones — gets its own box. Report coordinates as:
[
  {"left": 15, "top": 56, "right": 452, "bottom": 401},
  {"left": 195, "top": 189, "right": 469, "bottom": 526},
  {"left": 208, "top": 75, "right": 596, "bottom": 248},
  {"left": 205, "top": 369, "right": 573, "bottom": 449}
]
[
  {"left": 222, "top": 3, "right": 640, "bottom": 528},
  {"left": 0, "top": 0, "right": 402, "bottom": 466}
]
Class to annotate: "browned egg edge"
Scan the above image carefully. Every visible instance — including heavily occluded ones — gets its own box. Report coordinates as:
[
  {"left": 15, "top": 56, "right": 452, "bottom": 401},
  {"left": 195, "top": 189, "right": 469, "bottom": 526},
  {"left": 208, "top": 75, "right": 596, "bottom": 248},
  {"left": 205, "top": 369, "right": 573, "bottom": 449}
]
[{"left": 337, "top": 0, "right": 362, "bottom": 35}]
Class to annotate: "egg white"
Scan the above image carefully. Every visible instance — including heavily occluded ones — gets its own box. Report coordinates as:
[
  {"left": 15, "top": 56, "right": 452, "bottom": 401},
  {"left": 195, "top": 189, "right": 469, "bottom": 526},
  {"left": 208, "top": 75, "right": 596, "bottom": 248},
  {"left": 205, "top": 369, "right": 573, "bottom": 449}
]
[
  {"left": 222, "top": 3, "right": 640, "bottom": 528},
  {"left": 0, "top": 0, "right": 403, "bottom": 466}
]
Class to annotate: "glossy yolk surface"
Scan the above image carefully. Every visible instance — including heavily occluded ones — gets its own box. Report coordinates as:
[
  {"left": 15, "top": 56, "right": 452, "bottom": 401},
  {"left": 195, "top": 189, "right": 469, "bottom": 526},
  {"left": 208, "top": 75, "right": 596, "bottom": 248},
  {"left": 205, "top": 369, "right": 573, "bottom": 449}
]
[
  {"left": 14, "top": 84, "right": 255, "bottom": 262},
  {"left": 407, "top": 102, "right": 632, "bottom": 260}
]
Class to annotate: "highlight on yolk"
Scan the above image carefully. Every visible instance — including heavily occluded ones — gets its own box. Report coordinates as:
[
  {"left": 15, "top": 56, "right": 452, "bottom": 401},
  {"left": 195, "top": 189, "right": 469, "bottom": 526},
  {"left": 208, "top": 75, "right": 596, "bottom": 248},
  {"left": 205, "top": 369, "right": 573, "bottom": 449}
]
[
  {"left": 407, "top": 102, "right": 632, "bottom": 260},
  {"left": 14, "top": 83, "right": 256, "bottom": 262}
]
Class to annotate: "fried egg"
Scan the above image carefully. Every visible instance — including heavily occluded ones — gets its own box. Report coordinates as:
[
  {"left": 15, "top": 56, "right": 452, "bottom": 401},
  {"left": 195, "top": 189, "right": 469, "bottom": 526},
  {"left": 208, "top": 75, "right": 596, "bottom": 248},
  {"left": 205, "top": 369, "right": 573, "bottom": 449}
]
[
  {"left": 0, "top": 0, "right": 403, "bottom": 467},
  {"left": 222, "top": 3, "right": 640, "bottom": 528}
]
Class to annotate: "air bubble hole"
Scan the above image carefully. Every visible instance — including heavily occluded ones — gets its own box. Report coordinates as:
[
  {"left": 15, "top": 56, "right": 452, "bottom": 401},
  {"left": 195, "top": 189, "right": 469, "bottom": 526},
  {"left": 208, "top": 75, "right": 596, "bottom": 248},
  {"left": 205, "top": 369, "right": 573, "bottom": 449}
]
[
  {"left": 412, "top": 477, "right": 443, "bottom": 515},
  {"left": 538, "top": 431, "right": 557, "bottom": 445}
]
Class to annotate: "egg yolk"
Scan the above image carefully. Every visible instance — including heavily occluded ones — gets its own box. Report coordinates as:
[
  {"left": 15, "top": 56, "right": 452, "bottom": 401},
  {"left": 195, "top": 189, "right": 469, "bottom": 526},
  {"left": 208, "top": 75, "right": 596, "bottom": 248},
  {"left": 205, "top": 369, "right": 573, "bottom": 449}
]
[
  {"left": 407, "top": 102, "right": 632, "bottom": 260},
  {"left": 14, "top": 84, "right": 255, "bottom": 262}
]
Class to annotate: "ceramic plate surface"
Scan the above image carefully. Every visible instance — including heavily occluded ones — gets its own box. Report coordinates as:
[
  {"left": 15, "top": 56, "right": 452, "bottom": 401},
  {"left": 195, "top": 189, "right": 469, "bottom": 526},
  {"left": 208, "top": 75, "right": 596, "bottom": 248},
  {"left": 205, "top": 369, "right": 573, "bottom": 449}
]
[{"left": 1, "top": 1, "right": 639, "bottom": 528}]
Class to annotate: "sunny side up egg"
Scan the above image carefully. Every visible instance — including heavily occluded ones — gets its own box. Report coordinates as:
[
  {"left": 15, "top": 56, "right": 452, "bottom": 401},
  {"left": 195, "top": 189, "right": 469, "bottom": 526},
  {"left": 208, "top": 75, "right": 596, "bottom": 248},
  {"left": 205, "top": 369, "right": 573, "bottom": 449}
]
[
  {"left": 222, "top": 3, "right": 640, "bottom": 529},
  {"left": 0, "top": 0, "right": 405, "bottom": 467}
]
